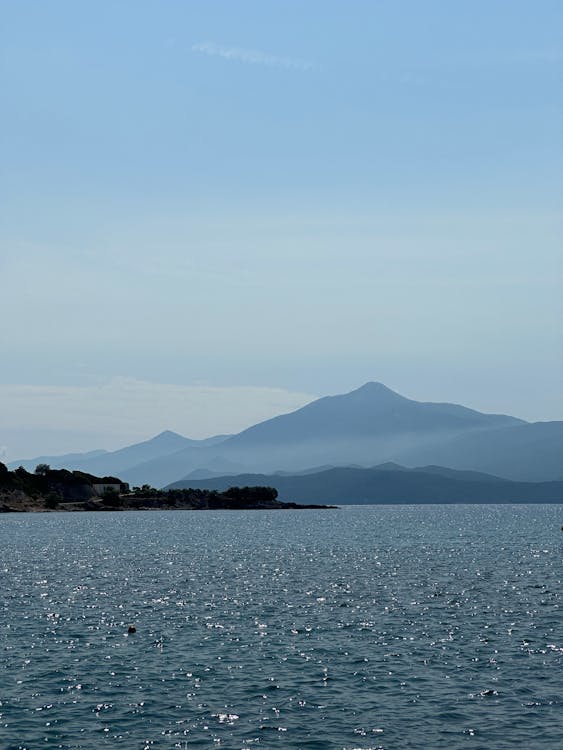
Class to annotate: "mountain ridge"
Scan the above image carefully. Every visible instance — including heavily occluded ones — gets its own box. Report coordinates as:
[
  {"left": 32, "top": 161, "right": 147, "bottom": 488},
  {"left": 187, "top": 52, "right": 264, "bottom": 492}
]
[
  {"left": 7, "top": 382, "right": 561, "bottom": 486},
  {"left": 8, "top": 431, "right": 231, "bottom": 475},
  {"left": 166, "top": 464, "right": 563, "bottom": 505}
]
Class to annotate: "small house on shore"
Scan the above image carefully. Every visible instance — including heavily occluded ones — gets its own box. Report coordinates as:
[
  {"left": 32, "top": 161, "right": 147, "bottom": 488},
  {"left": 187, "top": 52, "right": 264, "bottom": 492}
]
[{"left": 92, "top": 478, "right": 129, "bottom": 496}]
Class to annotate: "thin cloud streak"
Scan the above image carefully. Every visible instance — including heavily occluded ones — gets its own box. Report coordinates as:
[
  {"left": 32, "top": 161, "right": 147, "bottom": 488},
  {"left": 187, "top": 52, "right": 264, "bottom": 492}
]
[{"left": 192, "top": 42, "right": 319, "bottom": 71}]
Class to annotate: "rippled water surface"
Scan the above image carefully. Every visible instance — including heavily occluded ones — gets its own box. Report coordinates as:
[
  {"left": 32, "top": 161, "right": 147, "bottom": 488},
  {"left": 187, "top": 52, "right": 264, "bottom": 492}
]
[{"left": 1, "top": 505, "right": 562, "bottom": 749}]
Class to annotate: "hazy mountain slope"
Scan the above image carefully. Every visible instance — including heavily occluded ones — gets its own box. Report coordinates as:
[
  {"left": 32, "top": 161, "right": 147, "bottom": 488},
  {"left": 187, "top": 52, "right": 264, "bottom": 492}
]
[
  {"left": 138, "top": 382, "right": 526, "bottom": 485},
  {"left": 9, "top": 431, "right": 230, "bottom": 478},
  {"left": 119, "top": 448, "right": 248, "bottom": 488},
  {"left": 406, "top": 421, "right": 563, "bottom": 481},
  {"left": 10, "top": 382, "right": 560, "bottom": 486},
  {"left": 225, "top": 382, "right": 522, "bottom": 446},
  {"left": 167, "top": 465, "right": 563, "bottom": 504},
  {"left": 197, "top": 382, "right": 526, "bottom": 473},
  {"left": 8, "top": 449, "right": 108, "bottom": 472},
  {"left": 407, "top": 465, "right": 505, "bottom": 482}
]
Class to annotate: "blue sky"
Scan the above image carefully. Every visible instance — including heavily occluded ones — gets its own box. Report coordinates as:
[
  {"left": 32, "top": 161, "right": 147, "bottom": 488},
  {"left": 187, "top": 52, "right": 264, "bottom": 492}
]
[{"left": 1, "top": 1, "right": 562, "bottom": 457}]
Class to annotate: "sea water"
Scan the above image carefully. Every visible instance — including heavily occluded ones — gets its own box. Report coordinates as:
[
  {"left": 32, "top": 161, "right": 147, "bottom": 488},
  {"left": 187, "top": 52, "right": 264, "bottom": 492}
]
[{"left": 0, "top": 505, "right": 561, "bottom": 749}]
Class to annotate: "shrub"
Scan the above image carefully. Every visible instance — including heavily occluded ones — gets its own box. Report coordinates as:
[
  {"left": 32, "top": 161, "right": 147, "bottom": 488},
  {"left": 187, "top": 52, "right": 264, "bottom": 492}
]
[
  {"left": 44, "top": 491, "right": 60, "bottom": 509},
  {"left": 101, "top": 490, "right": 123, "bottom": 508}
]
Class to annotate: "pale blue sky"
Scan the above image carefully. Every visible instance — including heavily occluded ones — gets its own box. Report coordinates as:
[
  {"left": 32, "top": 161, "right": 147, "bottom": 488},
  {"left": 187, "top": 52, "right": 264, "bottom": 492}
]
[{"left": 1, "top": 1, "right": 562, "bottom": 457}]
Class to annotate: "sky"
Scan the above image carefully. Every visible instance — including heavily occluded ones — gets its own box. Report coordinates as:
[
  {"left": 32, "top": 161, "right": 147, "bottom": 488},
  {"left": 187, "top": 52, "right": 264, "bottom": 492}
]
[{"left": 1, "top": 0, "right": 562, "bottom": 459}]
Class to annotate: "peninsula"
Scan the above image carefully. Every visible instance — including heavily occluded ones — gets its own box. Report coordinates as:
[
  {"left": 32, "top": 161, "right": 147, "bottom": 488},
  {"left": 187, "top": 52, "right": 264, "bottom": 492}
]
[{"left": 0, "top": 464, "right": 332, "bottom": 512}]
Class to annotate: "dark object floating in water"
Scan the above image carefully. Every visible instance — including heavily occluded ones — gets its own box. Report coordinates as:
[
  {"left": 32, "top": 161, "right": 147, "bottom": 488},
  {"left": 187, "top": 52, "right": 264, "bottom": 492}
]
[{"left": 128, "top": 625, "right": 136, "bottom": 634}]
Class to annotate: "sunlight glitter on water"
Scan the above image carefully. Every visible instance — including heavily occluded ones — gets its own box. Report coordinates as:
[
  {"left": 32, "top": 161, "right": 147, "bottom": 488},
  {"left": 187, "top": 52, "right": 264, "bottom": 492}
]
[{"left": 0, "top": 505, "right": 562, "bottom": 749}]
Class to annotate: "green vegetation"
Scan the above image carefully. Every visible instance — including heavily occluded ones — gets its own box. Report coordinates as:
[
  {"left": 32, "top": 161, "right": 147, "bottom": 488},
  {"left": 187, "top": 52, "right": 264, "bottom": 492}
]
[
  {"left": 123, "top": 484, "right": 292, "bottom": 510},
  {"left": 0, "top": 463, "right": 123, "bottom": 512},
  {"left": 44, "top": 491, "right": 61, "bottom": 509},
  {"left": 0, "top": 463, "right": 327, "bottom": 512}
]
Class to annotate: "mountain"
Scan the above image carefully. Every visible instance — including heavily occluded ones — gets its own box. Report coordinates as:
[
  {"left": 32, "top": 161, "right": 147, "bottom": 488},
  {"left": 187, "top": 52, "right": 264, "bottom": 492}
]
[
  {"left": 125, "top": 382, "right": 529, "bottom": 486},
  {"left": 9, "top": 431, "right": 230, "bottom": 480},
  {"left": 9, "top": 382, "right": 563, "bottom": 485},
  {"left": 118, "top": 448, "right": 248, "bottom": 489},
  {"left": 166, "top": 465, "right": 563, "bottom": 505},
  {"left": 226, "top": 382, "right": 522, "bottom": 446},
  {"left": 8, "top": 449, "right": 109, "bottom": 472},
  {"left": 198, "top": 381, "right": 525, "bottom": 473},
  {"left": 403, "top": 420, "right": 563, "bottom": 482}
]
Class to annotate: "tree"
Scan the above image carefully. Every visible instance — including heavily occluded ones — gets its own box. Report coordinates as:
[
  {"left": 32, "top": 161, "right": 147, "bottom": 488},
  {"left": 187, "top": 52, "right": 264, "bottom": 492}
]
[
  {"left": 224, "top": 485, "right": 278, "bottom": 503},
  {"left": 44, "top": 491, "right": 60, "bottom": 509},
  {"left": 101, "top": 488, "right": 123, "bottom": 507},
  {"left": 35, "top": 464, "right": 50, "bottom": 475}
]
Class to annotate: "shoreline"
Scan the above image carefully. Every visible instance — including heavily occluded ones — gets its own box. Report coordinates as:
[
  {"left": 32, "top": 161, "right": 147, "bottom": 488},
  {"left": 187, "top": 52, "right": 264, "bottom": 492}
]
[{"left": 0, "top": 496, "right": 336, "bottom": 513}]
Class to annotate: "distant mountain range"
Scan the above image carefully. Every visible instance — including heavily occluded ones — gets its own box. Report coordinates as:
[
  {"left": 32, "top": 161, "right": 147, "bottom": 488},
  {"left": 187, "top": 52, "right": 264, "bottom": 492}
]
[
  {"left": 9, "top": 382, "right": 563, "bottom": 487},
  {"left": 167, "top": 464, "right": 563, "bottom": 504},
  {"left": 9, "top": 431, "right": 230, "bottom": 478}
]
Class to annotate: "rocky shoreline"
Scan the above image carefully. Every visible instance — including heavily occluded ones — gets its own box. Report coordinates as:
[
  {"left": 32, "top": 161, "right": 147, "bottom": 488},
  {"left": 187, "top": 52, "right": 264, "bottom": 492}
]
[
  {"left": 0, "top": 495, "right": 334, "bottom": 513},
  {"left": 0, "top": 463, "right": 334, "bottom": 513}
]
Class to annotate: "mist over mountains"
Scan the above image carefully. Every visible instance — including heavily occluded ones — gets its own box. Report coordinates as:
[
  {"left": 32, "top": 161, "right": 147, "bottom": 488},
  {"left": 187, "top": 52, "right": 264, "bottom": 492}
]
[{"left": 9, "top": 382, "right": 563, "bottom": 487}]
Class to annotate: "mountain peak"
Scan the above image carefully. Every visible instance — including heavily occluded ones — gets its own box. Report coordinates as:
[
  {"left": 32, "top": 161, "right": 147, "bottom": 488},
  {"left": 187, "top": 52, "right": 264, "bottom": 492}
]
[
  {"left": 153, "top": 430, "right": 186, "bottom": 441},
  {"left": 348, "top": 382, "right": 406, "bottom": 400}
]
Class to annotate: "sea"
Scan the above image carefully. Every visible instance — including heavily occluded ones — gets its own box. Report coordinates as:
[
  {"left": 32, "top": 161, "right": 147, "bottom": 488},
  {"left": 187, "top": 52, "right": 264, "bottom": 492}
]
[{"left": 1, "top": 505, "right": 561, "bottom": 750}]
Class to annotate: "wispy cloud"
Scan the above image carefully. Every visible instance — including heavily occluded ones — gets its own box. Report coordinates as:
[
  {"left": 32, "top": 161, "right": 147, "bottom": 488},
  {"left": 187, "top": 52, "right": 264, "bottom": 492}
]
[{"left": 192, "top": 42, "right": 319, "bottom": 71}]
